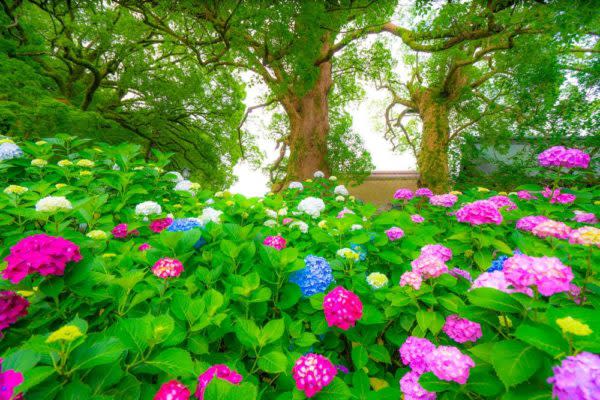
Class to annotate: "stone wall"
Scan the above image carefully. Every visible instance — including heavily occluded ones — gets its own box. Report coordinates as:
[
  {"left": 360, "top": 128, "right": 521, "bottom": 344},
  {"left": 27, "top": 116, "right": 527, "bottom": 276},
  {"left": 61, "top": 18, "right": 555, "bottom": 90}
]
[{"left": 349, "top": 171, "right": 419, "bottom": 206}]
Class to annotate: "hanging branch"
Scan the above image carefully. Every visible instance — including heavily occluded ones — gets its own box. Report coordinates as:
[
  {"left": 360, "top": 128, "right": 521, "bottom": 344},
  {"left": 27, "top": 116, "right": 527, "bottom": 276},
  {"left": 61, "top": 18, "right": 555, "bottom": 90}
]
[{"left": 236, "top": 98, "right": 277, "bottom": 158}]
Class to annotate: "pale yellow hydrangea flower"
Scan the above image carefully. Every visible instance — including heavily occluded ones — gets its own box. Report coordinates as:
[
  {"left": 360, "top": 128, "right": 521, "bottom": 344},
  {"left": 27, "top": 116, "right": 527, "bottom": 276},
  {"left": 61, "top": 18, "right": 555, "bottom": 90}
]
[
  {"left": 76, "top": 159, "right": 95, "bottom": 168},
  {"left": 556, "top": 317, "right": 592, "bottom": 336},
  {"left": 0, "top": 138, "right": 14, "bottom": 144},
  {"left": 46, "top": 325, "right": 83, "bottom": 343},
  {"left": 86, "top": 230, "right": 108, "bottom": 240},
  {"left": 4, "top": 185, "right": 28, "bottom": 195},
  {"left": 31, "top": 158, "right": 47, "bottom": 167},
  {"left": 477, "top": 187, "right": 490, "bottom": 192},
  {"left": 35, "top": 140, "right": 47, "bottom": 146},
  {"left": 80, "top": 170, "right": 92, "bottom": 176},
  {"left": 366, "top": 272, "right": 388, "bottom": 289},
  {"left": 55, "top": 183, "right": 67, "bottom": 189},
  {"left": 57, "top": 159, "right": 73, "bottom": 167}
]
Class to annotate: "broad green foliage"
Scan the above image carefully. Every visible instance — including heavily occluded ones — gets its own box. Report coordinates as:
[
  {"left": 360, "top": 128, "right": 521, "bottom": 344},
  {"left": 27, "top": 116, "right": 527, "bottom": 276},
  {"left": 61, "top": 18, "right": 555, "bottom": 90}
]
[{"left": 0, "top": 136, "right": 598, "bottom": 399}]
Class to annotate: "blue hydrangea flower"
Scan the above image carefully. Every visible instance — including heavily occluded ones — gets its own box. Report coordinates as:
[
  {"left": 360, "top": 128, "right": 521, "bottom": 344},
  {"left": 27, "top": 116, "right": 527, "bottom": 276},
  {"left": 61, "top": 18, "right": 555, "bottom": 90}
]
[
  {"left": 487, "top": 255, "right": 508, "bottom": 272},
  {"left": 289, "top": 255, "right": 333, "bottom": 297},
  {"left": 167, "top": 218, "right": 201, "bottom": 232},
  {"left": 0, "top": 142, "right": 23, "bottom": 161},
  {"left": 350, "top": 243, "right": 367, "bottom": 261}
]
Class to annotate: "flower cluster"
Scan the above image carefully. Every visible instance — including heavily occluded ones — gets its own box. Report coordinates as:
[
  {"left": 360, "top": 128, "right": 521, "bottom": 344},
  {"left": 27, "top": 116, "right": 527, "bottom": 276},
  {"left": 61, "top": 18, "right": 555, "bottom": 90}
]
[
  {"left": 0, "top": 360, "right": 23, "bottom": 400},
  {"left": 400, "top": 371, "right": 436, "bottom": 400},
  {"left": 411, "top": 214, "right": 425, "bottom": 223},
  {"left": 487, "top": 255, "right": 508, "bottom": 272},
  {"left": 400, "top": 271, "right": 423, "bottom": 290},
  {"left": 195, "top": 364, "right": 243, "bottom": 400},
  {"left": 3, "top": 185, "right": 28, "bottom": 195},
  {"left": 0, "top": 291, "right": 29, "bottom": 332},
  {"left": 336, "top": 207, "right": 354, "bottom": 218},
  {"left": 421, "top": 244, "right": 452, "bottom": 262},
  {"left": 455, "top": 200, "right": 503, "bottom": 225},
  {"left": 288, "top": 181, "right": 303, "bottom": 190},
  {"left": 426, "top": 346, "right": 475, "bottom": 384},
  {"left": 0, "top": 141, "right": 23, "bottom": 161},
  {"left": 174, "top": 180, "right": 200, "bottom": 194},
  {"left": 46, "top": 325, "right": 83, "bottom": 343},
  {"left": 263, "top": 235, "right": 287, "bottom": 250},
  {"left": 323, "top": 286, "right": 363, "bottom": 330},
  {"left": 334, "top": 185, "right": 349, "bottom": 196},
  {"left": 167, "top": 218, "right": 202, "bottom": 232},
  {"left": 86, "top": 230, "right": 108, "bottom": 240},
  {"left": 289, "top": 255, "right": 333, "bottom": 296},
  {"left": 152, "top": 258, "right": 184, "bottom": 279},
  {"left": 3, "top": 234, "right": 82, "bottom": 284},
  {"left": 35, "top": 196, "right": 73, "bottom": 212},
  {"left": 385, "top": 227, "right": 404, "bottom": 241},
  {"left": 399, "top": 336, "right": 436, "bottom": 373},
  {"left": 569, "top": 226, "right": 600, "bottom": 247},
  {"left": 542, "top": 187, "right": 576, "bottom": 204},
  {"left": 442, "top": 314, "right": 482, "bottom": 343},
  {"left": 394, "top": 188, "right": 413, "bottom": 200},
  {"left": 135, "top": 201, "right": 162, "bottom": 216},
  {"left": 531, "top": 219, "right": 572, "bottom": 239},
  {"left": 503, "top": 254, "right": 573, "bottom": 296},
  {"left": 415, "top": 188, "right": 433, "bottom": 197},
  {"left": 538, "top": 146, "right": 590, "bottom": 169},
  {"left": 336, "top": 248, "right": 360, "bottom": 262},
  {"left": 516, "top": 215, "right": 548, "bottom": 232},
  {"left": 366, "top": 272, "right": 388, "bottom": 289},
  {"left": 199, "top": 207, "right": 222, "bottom": 225},
  {"left": 517, "top": 190, "right": 536, "bottom": 200},
  {"left": 547, "top": 352, "right": 600, "bottom": 400},
  {"left": 411, "top": 255, "right": 448, "bottom": 279},
  {"left": 112, "top": 223, "right": 139, "bottom": 238},
  {"left": 154, "top": 380, "right": 190, "bottom": 400},
  {"left": 292, "top": 353, "right": 337, "bottom": 398},
  {"left": 429, "top": 194, "right": 458, "bottom": 207},
  {"left": 572, "top": 211, "right": 598, "bottom": 224},
  {"left": 488, "top": 195, "right": 517, "bottom": 211},
  {"left": 298, "top": 197, "right": 326, "bottom": 218},
  {"left": 150, "top": 217, "right": 173, "bottom": 233}
]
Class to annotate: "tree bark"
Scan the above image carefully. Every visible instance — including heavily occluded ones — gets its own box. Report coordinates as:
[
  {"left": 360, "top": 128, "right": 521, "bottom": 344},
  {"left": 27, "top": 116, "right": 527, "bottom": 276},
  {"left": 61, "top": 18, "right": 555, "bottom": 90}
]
[
  {"left": 282, "top": 59, "right": 333, "bottom": 181},
  {"left": 415, "top": 89, "right": 450, "bottom": 193}
]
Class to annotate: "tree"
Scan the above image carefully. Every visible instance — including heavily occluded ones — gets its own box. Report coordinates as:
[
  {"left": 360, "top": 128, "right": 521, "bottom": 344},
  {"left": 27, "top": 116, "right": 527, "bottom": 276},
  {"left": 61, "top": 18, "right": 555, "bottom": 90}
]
[{"left": 377, "top": 0, "right": 598, "bottom": 192}]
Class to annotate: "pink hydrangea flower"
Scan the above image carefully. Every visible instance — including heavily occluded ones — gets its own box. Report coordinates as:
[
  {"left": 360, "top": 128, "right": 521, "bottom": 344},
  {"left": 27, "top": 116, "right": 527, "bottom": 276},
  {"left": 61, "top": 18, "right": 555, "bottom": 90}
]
[
  {"left": 569, "top": 226, "right": 600, "bottom": 247},
  {"left": 471, "top": 271, "right": 513, "bottom": 293},
  {"left": 195, "top": 364, "right": 242, "bottom": 400},
  {"left": 542, "top": 187, "right": 576, "bottom": 204},
  {"left": 517, "top": 190, "right": 537, "bottom": 200},
  {"left": 538, "top": 146, "right": 590, "bottom": 169},
  {"left": 263, "top": 235, "right": 287, "bottom": 250},
  {"left": 282, "top": 218, "right": 293, "bottom": 225},
  {"left": 548, "top": 352, "right": 600, "bottom": 400},
  {"left": 420, "top": 244, "right": 452, "bottom": 262},
  {"left": 3, "top": 234, "right": 82, "bottom": 284},
  {"left": 456, "top": 200, "right": 503, "bottom": 225},
  {"left": 531, "top": 220, "right": 572, "bottom": 239},
  {"left": 385, "top": 227, "right": 404, "bottom": 241},
  {"left": 292, "top": 354, "right": 337, "bottom": 398},
  {"left": 572, "top": 211, "right": 598, "bottom": 224},
  {"left": 0, "top": 359, "right": 23, "bottom": 400},
  {"left": 449, "top": 268, "right": 472, "bottom": 281},
  {"left": 415, "top": 188, "right": 433, "bottom": 198},
  {"left": 0, "top": 291, "right": 29, "bottom": 333},
  {"left": 516, "top": 215, "right": 549, "bottom": 232},
  {"left": 503, "top": 254, "right": 573, "bottom": 296},
  {"left": 152, "top": 257, "right": 184, "bottom": 279},
  {"left": 429, "top": 194, "right": 458, "bottom": 207},
  {"left": 411, "top": 255, "right": 448, "bottom": 279},
  {"left": 400, "top": 271, "right": 423, "bottom": 290},
  {"left": 154, "top": 380, "right": 190, "bottom": 400},
  {"left": 336, "top": 208, "right": 354, "bottom": 218},
  {"left": 394, "top": 189, "right": 414, "bottom": 200},
  {"left": 150, "top": 217, "right": 173, "bottom": 233},
  {"left": 488, "top": 195, "right": 517, "bottom": 211},
  {"left": 323, "top": 286, "right": 363, "bottom": 330},
  {"left": 411, "top": 214, "right": 425, "bottom": 223},
  {"left": 442, "top": 315, "right": 482, "bottom": 343},
  {"left": 399, "top": 336, "right": 436, "bottom": 373},
  {"left": 111, "top": 223, "right": 139, "bottom": 239},
  {"left": 425, "top": 346, "right": 475, "bottom": 384},
  {"left": 138, "top": 243, "right": 151, "bottom": 251},
  {"left": 400, "top": 371, "right": 436, "bottom": 400}
]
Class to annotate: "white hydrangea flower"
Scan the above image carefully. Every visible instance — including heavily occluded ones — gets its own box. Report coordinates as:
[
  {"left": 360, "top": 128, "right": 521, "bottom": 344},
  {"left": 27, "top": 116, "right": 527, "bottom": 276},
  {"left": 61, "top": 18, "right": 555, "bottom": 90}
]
[
  {"left": 313, "top": 170, "right": 325, "bottom": 178},
  {"left": 205, "top": 198, "right": 215, "bottom": 205},
  {"left": 298, "top": 197, "right": 326, "bottom": 218},
  {"left": 335, "top": 195, "right": 345, "bottom": 202},
  {"left": 351, "top": 224, "right": 364, "bottom": 231},
  {"left": 174, "top": 180, "right": 200, "bottom": 194},
  {"left": 329, "top": 176, "right": 337, "bottom": 181},
  {"left": 290, "top": 220, "right": 309, "bottom": 233},
  {"left": 112, "top": 164, "right": 121, "bottom": 171},
  {"left": 265, "top": 209, "right": 278, "bottom": 219},
  {"left": 264, "top": 219, "right": 277, "bottom": 228},
  {"left": 166, "top": 171, "right": 184, "bottom": 182},
  {"left": 278, "top": 208, "right": 287, "bottom": 216},
  {"left": 337, "top": 248, "right": 359, "bottom": 262},
  {"left": 199, "top": 207, "right": 222, "bottom": 225},
  {"left": 36, "top": 196, "right": 73, "bottom": 212},
  {"left": 288, "top": 181, "right": 303, "bottom": 190},
  {"left": 135, "top": 201, "right": 162, "bottom": 216},
  {"left": 133, "top": 166, "right": 144, "bottom": 170},
  {"left": 334, "top": 185, "right": 349, "bottom": 196},
  {"left": 292, "top": 211, "right": 302, "bottom": 216},
  {"left": 215, "top": 191, "right": 224, "bottom": 198},
  {"left": 0, "top": 142, "right": 23, "bottom": 161}
]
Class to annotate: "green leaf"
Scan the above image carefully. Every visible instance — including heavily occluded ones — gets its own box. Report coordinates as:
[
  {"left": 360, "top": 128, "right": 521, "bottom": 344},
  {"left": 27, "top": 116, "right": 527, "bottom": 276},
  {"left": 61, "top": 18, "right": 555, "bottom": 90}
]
[
  {"left": 352, "top": 346, "right": 369, "bottom": 369},
  {"left": 204, "top": 379, "right": 258, "bottom": 400},
  {"left": 418, "top": 372, "right": 453, "bottom": 392},
  {"left": 491, "top": 340, "right": 543, "bottom": 387},
  {"left": 315, "top": 377, "right": 352, "bottom": 399},
  {"left": 112, "top": 318, "right": 152, "bottom": 353},
  {"left": 18, "top": 366, "right": 55, "bottom": 392},
  {"left": 467, "top": 365, "right": 504, "bottom": 396},
  {"left": 70, "top": 336, "right": 125, "bottom": 371},
  {"left": 514, "top": 323, "right": 569, "bottom": 357},
  {"left": 368, "top": 344, "right": 391, "bottom": 364},
  {"left": 258, "top": 351, "right": 288, "bottom": 373},
  {"left": 260, "top": 319, "right": 285, "bottom": 345},
  {"left": 467, "top": 288, "right": 523, "bottom": 313},
  {"left": 145, "top": 348, "right": 194, "bottom": 378},
  {"left": 235, "top": 319, "right": 261, "bottom": 348}
]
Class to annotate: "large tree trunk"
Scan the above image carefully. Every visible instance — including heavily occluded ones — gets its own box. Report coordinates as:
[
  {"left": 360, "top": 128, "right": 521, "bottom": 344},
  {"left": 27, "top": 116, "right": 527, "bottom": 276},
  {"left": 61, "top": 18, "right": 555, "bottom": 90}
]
[
  {"left": 283, "top": 60, "right": 332, "bottom": 181},
  {"left": 416, "top": 90, "right": 450, "bottom": 193}
]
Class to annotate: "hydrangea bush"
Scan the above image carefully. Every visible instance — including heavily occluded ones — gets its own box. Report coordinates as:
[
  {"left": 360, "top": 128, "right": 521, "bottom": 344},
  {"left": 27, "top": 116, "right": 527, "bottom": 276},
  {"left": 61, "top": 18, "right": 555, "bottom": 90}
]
[{"left": 0, "top": 136, "right": 598, "bottom": 400}]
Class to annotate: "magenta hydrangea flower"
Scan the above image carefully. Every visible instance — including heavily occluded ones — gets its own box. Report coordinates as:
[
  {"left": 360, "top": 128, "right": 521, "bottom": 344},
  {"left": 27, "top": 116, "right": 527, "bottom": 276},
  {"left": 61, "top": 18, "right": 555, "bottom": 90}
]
[
  {"left": 292, "top": 353, "right": 337, "bottom": 398},
  {"left": 420, "top": 244, "right": 452, "bottom": 262},
  {"left": 531, "top": 220, "right": 572, "bottom": 240},
  {"left": 503, "top": 254, "right": 573, "bottom": 296},
  {"left": 548, "top": 352, "right": 600, "bottom": 400},
  {"left": 399, "top": 336, "right": 436, "bottom": 373},
  {"left": 152, "top": 257, "right": 184, "bottom": 279},
  {"left": 0, "top": 359, "right": 23, "bottom": 400},
  {"left": 517, "top": 190, "right": 537, "bottom": 200},
  {"left": 415, "top": 188, "right": 433, "bottom": 198},
  {"left": 195, "top": 365, "right": 242, "bottom": 399},
  {"left": 411, "top": 255, "right": 448, "bottom": 279},
  {"left": 323, "top": 286, "right": 363, "bottom": 330},
  {"left": 150, "top": 217, "right": 173, "bottom": 233},
  {"left": 263, "top": 235, "right": 287, "bottom": 250},
  {"left": 456, "top": 200, "right": 503, "bottom": 225},
  {"left": 516, "top": 215, "right": 549, "bottom": 232},
  {"left": 138, "top": 243, "right": 151, "bottom": 251},
  {"left": 385, "top": 227, "right": 405, "bottom": 241},
  {"left": 488, "top": 195, "right": 517, "bottom": 211},
  {"left": 0, "top": 291, "right": 29, "bottom": 333},
  {"left": 538, "top": 146, "right": 590, "bottom": 169},
  {"left": 425, "top": 346, "right": 475, "bottom": 384},
  {"left": 429, "top": 194, "right": 457, "bottom": 208},
  {"left": 111, "top": 223, "right": 139, "bottom": 239},
  {"left": 400, "top": 271, "right": 423, "bottom": 290},
  {"left": 400, "top": 371, "right": 436, "bottom": 400},
  {"left": 442, "top": 315, "right": 482, "bottom": 343},
  {"left": 3, "top": 234, "right": 82, "bottom": 284},
  {"left": 394, "top": 189, "right": 414, "bottom": 200},
  {"left": 411, "top": 214, "right": 425, "bottom": 223},
  {"left": 154, "top": 380, "right": 190, "bottom": 400},
  {"left": 542, "top": 187, "right": 576, "bottom": 204},
  {"left": 572, "top": 211, "right": 598, "bottom": 224}
]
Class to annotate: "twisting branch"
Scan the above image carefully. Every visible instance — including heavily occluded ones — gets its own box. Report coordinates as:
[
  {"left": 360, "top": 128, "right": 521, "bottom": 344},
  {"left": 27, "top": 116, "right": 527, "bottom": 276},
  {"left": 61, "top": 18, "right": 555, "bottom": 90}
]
[{"left": 237, "top": 98, "right": 277, "bottom": 158}]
